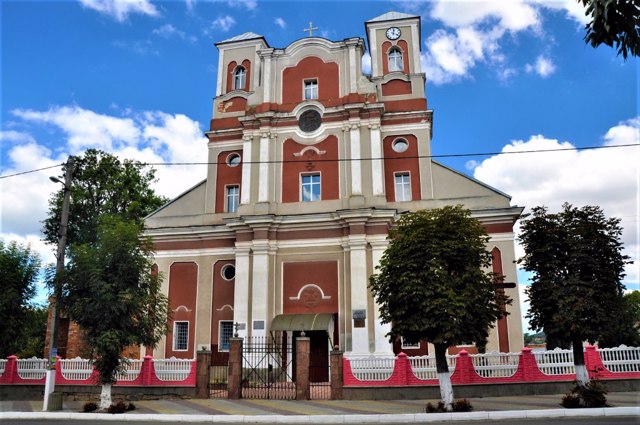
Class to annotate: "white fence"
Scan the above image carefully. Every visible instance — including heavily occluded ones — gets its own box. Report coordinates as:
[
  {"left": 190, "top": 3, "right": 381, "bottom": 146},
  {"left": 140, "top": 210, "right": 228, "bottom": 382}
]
[
  {"left": 0, "top": 359, "right": 6, "bottom": 375},
  {"left": 348, "top": 356, "right": 396, "bottom": 381},
  {"left": 16, "top": 357, "right": 48, "bottom": 379},
  {"left": 533, "top": 348, "right": 576, "bottom": 375},
  {"left": 154, "top": 357, "right": 193, "bottom": 381},
  {"left": 60, "top": 357, "right": 93, "bottom": 380},
  {"left": 598, "top": 345, "right": 640, "bottom": 373},
  {"left": 409, "top": 355, "right": 457, "bottom": 380},
  {"left": 471, "top": 352, "right": 520, "bottom": 378},
  {"left": 115, "top": 359, "right": 143, "bottom": 381}
]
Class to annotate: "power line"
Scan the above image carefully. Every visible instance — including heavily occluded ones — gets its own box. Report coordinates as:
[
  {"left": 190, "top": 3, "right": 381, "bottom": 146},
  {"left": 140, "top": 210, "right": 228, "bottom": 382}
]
[{"left": 1, "top": 143, "right": 638, "bottom": 179}]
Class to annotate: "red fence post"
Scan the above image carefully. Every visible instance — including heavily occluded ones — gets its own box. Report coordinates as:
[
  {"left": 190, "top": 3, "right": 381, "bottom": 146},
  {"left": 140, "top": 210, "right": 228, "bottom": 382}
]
[
  {"left": 452, "top": 350, "right": 472, "bottom": 384},
  {"left": 2, "top": 356, "right": 18, "bottom": 384},
  {"left": 396, "top": 353, "right": 408, "bottom": 386},
  {"left": 141, "top": 355, "right": 153, "bottom": 386}
]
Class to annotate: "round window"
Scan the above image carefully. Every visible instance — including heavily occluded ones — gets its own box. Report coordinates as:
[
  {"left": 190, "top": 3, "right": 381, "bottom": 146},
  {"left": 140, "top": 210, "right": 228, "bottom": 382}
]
[
  {"left": 227, "top": 153, "right": 241, "bottom": 167},
  {"left": 221, "top": 264, "right": 236, "bottom": 281},
  {"left": 392, "top": 139, "right": 409, "bottom": 153},
  {"left": 298, "top": 109, "right": 322, "bottom": 133}
]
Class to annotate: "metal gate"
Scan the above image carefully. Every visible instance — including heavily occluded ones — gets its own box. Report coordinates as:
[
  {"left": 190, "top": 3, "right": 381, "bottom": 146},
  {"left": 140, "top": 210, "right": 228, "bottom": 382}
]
[{"left": 241, "top": 335, "right": 296, "bottom": 399}]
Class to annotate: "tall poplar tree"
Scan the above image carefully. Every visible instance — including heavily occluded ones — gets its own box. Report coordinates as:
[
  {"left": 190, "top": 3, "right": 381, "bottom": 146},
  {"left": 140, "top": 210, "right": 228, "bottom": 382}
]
[
  {"left": 518, "top": 203, "right": 629, "bottom": 386},
  {"left": 370, "top": 205, "right": 509, "bottom": 410}
]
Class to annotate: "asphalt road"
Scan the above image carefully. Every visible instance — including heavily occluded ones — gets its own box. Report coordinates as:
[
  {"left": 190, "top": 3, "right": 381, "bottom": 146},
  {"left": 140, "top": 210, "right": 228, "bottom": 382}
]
[{"left": 1, "top": 417, "right": 639, "bottom": 425}]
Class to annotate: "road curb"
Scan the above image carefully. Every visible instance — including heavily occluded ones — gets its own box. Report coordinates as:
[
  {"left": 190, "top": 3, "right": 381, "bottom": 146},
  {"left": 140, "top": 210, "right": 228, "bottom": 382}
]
[{"left": 1, "top": 407, "right": 639, "bottom": 423}]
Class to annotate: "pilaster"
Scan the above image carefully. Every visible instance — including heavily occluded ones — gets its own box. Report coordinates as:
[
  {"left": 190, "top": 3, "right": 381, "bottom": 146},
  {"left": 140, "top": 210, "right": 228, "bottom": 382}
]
[
  {"left": 369, "top": 123, "right": 384, "bottom": 196},
  {"left": 233, "top": 245, "right": 251, "bottom": 338},
  {"left": 346, "top": 234, "right": 370, "bottom": 354},
  {"left": 240, "top": 136, "right": 252, "bottom": 205},
  {"left": 370, "top": 238, "right": 393, "bottom": 355}
]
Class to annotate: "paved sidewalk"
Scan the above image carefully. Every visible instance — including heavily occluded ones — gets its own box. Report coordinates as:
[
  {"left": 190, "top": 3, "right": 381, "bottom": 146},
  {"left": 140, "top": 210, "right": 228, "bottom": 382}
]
[{"left": 1, "top": 392, "right": 638, "bottom": 422}]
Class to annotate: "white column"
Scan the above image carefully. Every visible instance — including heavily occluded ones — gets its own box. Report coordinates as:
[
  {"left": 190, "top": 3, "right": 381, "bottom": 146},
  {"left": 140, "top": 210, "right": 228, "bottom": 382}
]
[
  {"left": 263, "top": 55, "right": 272, "bottom": 103},
  {"left": 370, "top": 124, "right": 384, "bottom": 196},
  {"left": 250, "top": 242, "right": 270, "bottom": 337},
  {"left": 216, "top": 50, "right": 224, "bottom": 97},
  {"left": 240, "top": 136, "right": 252, "bottom": 205},
  {"left": 371, "top": 239, "right": 393, "bottom": 355},
  {"left": 349, "top": 236, "right": 370, "bottom": 354},
  {"left": 258, "top": 132, "right": 270, "bottom": 203},
  {"left": 369, "top": 29, "right": 379, "bottom": 77},
  {"left": 348, "top": 45, "right": 357, "bottom": 93},
  {"left": 349, "top": 125, "right": 362, "bottom": 196},
  {"left": 233, "top": 246, "right": 251, "bottom": 339},
  {"left": 411, "top": 24, "right": 422, "bottom": 74}
]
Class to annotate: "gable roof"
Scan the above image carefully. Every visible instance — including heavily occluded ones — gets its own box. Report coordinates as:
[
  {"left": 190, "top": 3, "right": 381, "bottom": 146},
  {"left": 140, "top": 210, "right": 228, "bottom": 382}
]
[
  {"left": 217, "top": 32, "right": 265, "bottom": 44},
  {"left": 367, "top": 11, "right": 418, "bottom": 23}
]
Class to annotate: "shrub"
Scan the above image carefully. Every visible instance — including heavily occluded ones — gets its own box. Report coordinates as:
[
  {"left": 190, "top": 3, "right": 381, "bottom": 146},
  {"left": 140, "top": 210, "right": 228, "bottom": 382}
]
[
  {"left": 426, "top": 399, "right": 474, "bottom": 413},
  {"left": 107, "top": 401, "right": 127, "bottom": 414},
  {"left": 82, "top": 401, "right": 98, "bottom": 412},
  {"left": 561, "top": 378, "right": 609, "bottom": 408}
]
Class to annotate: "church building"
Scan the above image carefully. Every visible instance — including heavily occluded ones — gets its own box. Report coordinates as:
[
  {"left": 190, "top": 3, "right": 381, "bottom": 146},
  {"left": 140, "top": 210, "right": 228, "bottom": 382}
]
[{"left": 144, "top": 11, "right": 524, "bottom": 363}]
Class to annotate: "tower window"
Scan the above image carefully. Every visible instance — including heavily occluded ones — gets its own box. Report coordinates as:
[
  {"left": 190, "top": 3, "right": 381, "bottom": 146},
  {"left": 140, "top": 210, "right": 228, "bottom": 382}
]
[
  {"left": 234, "top": 66, "right": 246, "bottom": 90},
  {"left": 301, "top": 173, "right": 321, "bottom": 202},
  {"left": 394, "top": 172, "right": 411, "bottom": 202},
  {"left": 304, "top": 79, "right": 318, "bottom": 100},
  {"left": 226, "top": 185, "right": 239, "bottom": 213},
  {"left": 388, "top": 47, "right": 403, "bottom": 72}
]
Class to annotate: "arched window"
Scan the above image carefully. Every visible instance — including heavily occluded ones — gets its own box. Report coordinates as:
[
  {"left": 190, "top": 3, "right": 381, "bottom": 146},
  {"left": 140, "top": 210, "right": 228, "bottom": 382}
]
[
  {"left": 233, "top": 66, "right": 246, "bottom": 90},
  {"left": 388, "top": 47, "right": 403, "bottom": 72}
]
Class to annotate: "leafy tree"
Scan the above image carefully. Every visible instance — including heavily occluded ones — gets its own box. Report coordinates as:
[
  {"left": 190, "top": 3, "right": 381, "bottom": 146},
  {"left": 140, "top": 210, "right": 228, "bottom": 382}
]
[
  {"left": 15, "top": 304, "right": 48, "bottom": 359},
  {"left": 369, "top": 205, "right": 509, "bottom": 410},
  {"left": 43, "top": 149, "right": 167, "bottom": 248},
  {"left": 61, "top": 216, "right": 169, "bottom": 409},
  {"left": 0, "top": 240, "right": 41, "bottom": 358},
  {"left": 579, "top": 0, "right": 640, "bottom": 59},
  {"left": 518, "top": 204, "right": 629, "bottom": 386},
  {"left": 597, "top": 291, "right": 640, "bottom": 347}
]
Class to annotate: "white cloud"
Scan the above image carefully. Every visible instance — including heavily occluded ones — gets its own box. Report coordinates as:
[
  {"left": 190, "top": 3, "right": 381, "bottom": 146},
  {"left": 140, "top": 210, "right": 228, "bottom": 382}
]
[
  {"left": 362, "top": 52, "right": 372, "bottom": 75},
  {"left": 113, "top": 39, "right": 160, "bottom": 55},
  {"left": 228, "top": 0, "right": 256, "bottom": 11},
  {"left": 430, "top": 0, "right": 540, "bottom": 32},
  {"left": 3, "top": 106, "right": 208, "bottom": 241},
  {"left": 152, "top": 24, "right": 197, "bottom": 43},
  {"left": 212, "top": 15, "right": 236, "bottom": 33},
  {"left": 274, "top": 17, "right": 286, "bottom": 29},
  {"left": 525, "top": 55, "right": 556, "bottom": 77},
  {"left": 13, "top": 106, "right": 140, "bottom": 152},
  {"left": 530, "top": 0, "right": 589, "bottom": 25},
  {"left": 0, "top": 130, "right": 36, "bottom": 144},
  {"left": 78, "top": 0, "right": 159, "bottom": 22},
  {"left": 471, "top": 118, "right": 640, "bottom": 285}
]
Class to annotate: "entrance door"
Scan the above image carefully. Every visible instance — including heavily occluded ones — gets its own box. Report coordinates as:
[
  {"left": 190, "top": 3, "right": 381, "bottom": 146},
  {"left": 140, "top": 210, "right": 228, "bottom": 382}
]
[{"left": 292, "top": 330, "right": 329, "bottom": 382}]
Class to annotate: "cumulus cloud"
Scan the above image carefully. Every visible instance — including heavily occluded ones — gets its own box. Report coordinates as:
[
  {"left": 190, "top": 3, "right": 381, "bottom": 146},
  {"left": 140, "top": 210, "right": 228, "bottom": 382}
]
[
  {"left": 525, "top": 55, "right": 556, "bottom": 77},
  {"left": 471, "top": 118, "right": 640, "bottom": 285},
  {"left": 78, "top": 0, "right": 159, "bottom": 22},
  {"left": 430, "top": 0, "right": 540, "bottom": 31},
  {"left": 2, "top": 106, "right": 208, "bottom": 243},
  {"left": 530, "top": 0, "right": 589, "bottom": 25},
  {"left": 212, "top": 15, "right": 236, "bottom": 33},
  {"left": 274, "top": 17, "right": 286, "bottom": 29},
  {"left": 362, "top": 52, "right": 372, "bottom": 75},
  {"left": 227, "top": 0, "right": 257, "bottom": 11}
]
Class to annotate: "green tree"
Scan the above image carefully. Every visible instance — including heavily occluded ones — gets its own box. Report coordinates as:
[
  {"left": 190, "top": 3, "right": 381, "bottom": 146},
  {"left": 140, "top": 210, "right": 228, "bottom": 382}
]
[
  {"left": 597, "top": 291, "right": 640, "bottom": 347},
  {"left": 518, "top": 204, "right": 629, "bottom": 385},
  {"left": 61, "top": 216, "right": 169, "bottom": 409},
  {"left": 15, "top": 304, "right": 49, "bottom": 359},
  {"left": 42, "top": 149, "right": 167, "bottom": 248},
  {"left": 369, "top": 205, "right": 509, "bottom": 410},
  {"left": 579, "top": 0, "right": 640, "bottom": 59},
  {"left": 0, "top": 240, "right": 41, "bottom": 358}
]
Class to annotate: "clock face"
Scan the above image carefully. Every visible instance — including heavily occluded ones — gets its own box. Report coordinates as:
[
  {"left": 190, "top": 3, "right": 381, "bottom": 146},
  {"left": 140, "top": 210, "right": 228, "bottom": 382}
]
[{"left": 386, "top": 27, "right": 401, "bottom": 40}]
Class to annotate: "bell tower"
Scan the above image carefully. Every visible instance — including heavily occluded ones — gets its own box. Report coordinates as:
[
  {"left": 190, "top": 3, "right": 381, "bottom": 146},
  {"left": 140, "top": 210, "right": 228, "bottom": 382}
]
[{"left": 365, "top": 11, "right": 422, "bottom": 78}]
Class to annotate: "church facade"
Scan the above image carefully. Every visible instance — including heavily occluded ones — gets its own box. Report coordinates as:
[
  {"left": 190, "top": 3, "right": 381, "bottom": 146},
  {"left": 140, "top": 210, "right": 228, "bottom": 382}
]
[{"left": 144, "top": 11, "right": 524, "bottom": 362}]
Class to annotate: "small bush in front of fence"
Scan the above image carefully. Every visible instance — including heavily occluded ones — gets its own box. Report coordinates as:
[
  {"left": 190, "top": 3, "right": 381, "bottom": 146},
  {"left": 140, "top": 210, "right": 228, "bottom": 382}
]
[
  {"left": 561, "top": 378, "right": 608, "bottom": 408},
  {"left": 426, "top": 399, "right": 474, "bottom": 413},
  {"left": 82, "top": 401, "right": 98, "bottom": 412},
  {"left": 106, "top": 401, "right": 136, "bottom": 414}
]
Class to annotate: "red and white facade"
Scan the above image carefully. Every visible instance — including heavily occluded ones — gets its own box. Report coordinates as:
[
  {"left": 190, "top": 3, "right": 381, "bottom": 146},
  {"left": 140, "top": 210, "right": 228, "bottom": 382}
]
[{"left": 144, "top": 12, "right": 524, "bottom": 361}]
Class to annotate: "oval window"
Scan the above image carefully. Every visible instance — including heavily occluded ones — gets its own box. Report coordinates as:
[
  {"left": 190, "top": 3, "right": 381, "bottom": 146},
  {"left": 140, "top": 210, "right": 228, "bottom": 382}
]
[
  {"left": 221, "top": 264, "right": 236, "bottom": 281},
  {"left": 392, "top": 139, "right": 409, "bottom": 153},
  {"left": 298, "top": 109, "right": 322, "bottom": 133},
  {"left": 227, "top": 153, "right": 241, "bottom": 167}
]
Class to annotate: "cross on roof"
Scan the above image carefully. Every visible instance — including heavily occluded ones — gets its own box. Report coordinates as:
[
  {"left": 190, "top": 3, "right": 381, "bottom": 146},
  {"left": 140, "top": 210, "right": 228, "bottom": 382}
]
[{"left": 303, "top": 21, "right": 318, "bottom": 37}]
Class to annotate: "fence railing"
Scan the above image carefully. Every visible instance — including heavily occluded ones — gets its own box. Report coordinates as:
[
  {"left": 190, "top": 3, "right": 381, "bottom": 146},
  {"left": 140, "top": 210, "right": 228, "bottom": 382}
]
[
  {"left": 343, "top": 345, "right": 640, "bottom": 387},
  {"left": 0, "top": 355, "right": 196, "bottom": 387}
]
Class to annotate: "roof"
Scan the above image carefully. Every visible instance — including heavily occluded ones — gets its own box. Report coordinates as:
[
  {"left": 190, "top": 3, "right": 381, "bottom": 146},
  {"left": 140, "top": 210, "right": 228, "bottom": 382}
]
[
  {"left": 367, "top": 11, "right": 418, "bottom": 23},
  {"left": 217, "top": 32, "right": 266, "bottom": 44},
  {"left": 270, "top": 313, "right": 334, "bottom": 332}
]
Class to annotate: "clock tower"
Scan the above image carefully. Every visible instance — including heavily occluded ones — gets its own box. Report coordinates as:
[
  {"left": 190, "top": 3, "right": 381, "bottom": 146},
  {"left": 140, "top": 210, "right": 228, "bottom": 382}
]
[{"left": 365, "top": 11, "right": 422, "bottom": 78}]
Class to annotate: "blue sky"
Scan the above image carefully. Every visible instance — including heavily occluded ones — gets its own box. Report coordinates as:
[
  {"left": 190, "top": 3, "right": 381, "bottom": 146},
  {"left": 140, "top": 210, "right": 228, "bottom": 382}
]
[{"left": 1, "top": 0, "right": 638, "bottom": 332}]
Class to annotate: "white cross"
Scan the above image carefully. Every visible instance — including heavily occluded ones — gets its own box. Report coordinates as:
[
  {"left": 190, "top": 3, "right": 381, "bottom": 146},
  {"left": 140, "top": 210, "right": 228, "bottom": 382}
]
[{"left": 303, "top": 21, "right": 318, "bottom": 37}]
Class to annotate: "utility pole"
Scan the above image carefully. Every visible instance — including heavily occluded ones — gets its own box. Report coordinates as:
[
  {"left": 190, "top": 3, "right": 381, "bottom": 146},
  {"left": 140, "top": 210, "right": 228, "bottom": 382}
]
[{"left": 43, "top": 157, "right": 74, "bottom": 411}]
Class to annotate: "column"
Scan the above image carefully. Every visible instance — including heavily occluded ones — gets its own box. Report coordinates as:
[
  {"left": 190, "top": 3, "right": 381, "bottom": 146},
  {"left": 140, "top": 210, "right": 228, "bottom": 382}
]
[
  {"left": 233, "top": 246, "right": 251, "bottom": 338},
  {"left": 369, "top": 124, "right": 384, "bottom": 196},
  {"left": 250, "top": 242, "right": 270, "bottom": 337},
  {"left": 240, "top": 136, "right": 252, "bottom": 205},
  {"left": 349, "top": 124, "right": 362, "bottom": 196},
  {"left": 348, "top": 44, "right": 357, "bottom": 93},
  {"left": 348, "top": 236, "right": 370, "bottom": 354},
  {"left": 258, "top": 132, "right": 270, "bottom": 203},
  {"left": 371, "top": 239, "right": 393, "bottom": 355}
]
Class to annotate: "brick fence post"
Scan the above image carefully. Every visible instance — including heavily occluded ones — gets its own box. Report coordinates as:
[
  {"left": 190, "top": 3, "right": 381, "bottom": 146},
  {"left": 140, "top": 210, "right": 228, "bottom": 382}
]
[
  {"left": 296, "top": 335, "right": 310, "bottom": 400},
  {"left": 196, "top": 348, "right": 212, "bottom": 398},
  {"left": 228, "top": 338, "right": 243, "bottom": 400},
  {"left": 330, "top": 348, "right": 343, "bottom": 400}
]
